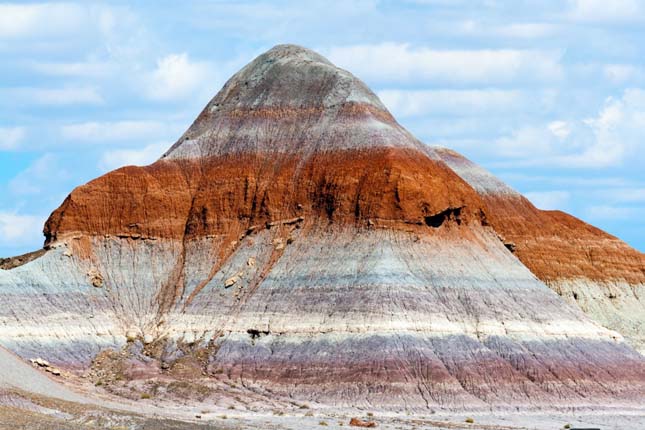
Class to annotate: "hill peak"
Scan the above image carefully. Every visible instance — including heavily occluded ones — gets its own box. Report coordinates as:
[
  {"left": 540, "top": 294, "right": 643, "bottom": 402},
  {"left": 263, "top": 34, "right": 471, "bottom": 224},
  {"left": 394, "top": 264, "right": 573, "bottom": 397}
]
[{"left": 162, "top": 44, "right": 415, "bottom": 159}]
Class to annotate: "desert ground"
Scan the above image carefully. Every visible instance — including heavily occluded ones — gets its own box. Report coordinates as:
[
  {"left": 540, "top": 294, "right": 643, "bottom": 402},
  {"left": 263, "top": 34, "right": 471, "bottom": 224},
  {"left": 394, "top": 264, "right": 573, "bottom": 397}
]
[{"left": 1, "top": 346, "right": 642, "bottom": 430}]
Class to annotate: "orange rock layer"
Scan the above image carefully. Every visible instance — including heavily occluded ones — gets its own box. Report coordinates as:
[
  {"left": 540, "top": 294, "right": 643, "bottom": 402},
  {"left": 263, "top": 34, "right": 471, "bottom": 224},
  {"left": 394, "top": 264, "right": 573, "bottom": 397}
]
[
  {"left": 433, "top": 147, "right": 645, "bottom": 285},
  {"left": 483, "top": 194, "right": 645, "bottom": 285},
  {"left": 44, "top": 147, "right": 486, "bottom": 245}
]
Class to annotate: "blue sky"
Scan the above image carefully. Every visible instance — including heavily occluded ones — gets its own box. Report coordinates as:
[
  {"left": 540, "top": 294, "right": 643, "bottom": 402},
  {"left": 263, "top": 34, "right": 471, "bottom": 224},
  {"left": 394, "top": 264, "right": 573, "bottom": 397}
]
[{"left": 1, "top": 0, "right": 644, "bottom": 256}]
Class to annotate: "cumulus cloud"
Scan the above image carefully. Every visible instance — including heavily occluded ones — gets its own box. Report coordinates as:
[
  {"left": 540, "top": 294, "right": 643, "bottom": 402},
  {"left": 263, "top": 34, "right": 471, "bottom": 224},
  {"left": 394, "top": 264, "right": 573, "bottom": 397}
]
[
  {"left": 493, "top": 22, "right": 557, "bottom": 38},
  {"left": 495, "top": 125, "right": 571, "bottom": 160},
  {"left": 0, "top": 211, "right": 46, "bottom": 249},
  {"left": 499, "top": 173, "right": 630, "bottom": 188},
  {"left": 0, "top": 126, "right": 25, "bottom": 150},
  {"left": 0, "top": 3, "right": 141, "bottom": 57},
  {"left": 494, "top": 88, "right": 645, "bottom": 168},
  {"left": 524, "top": 191, "right": 571, "bottom": 210},
  {"left": 547, "top": 121, "right": 571, "bottom": 140},
  {"left": 1, "top": 86, "right": 103, "bottom": 106},
  {"left": 568, "top": 0, "right": 644, "bottom": 22},
  {"left": 585, "top": 205, "right": 638, "bottom": 220},
  {"left": 327, "top": 43, "right": 562, "bottom": 84},
  {"left": 596, "top": 188, "right": 645, "bottom": 203},
  {"left": 0, "top": 3, "right": 86, "bottom": 39},
  {"left": 571, "top": 89, "right": 645, "bottom": 166},
  {"left": 61, "top": 120, "right": 182, "bottom": 143},
  {"left": 98, "top": 142, "right": 168, "bottom": 171},
  {"left": 378, "top": 89, "right": 524, "bottom": 118},
  {"left": 457, "top": 20, "right": 557, "bottom": 39},
  {"left": 28, "top": 60, "right": 115, "bottom": 78},
  {"left": 144, "top": 53, "right": 213, "bottom": 101}
]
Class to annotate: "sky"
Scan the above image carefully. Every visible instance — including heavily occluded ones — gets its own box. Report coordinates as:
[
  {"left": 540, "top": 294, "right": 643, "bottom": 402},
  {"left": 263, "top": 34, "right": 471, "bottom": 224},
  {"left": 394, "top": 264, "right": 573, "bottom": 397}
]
[{"left": 0, "top": 0, "right": 644, "bottom": 256}]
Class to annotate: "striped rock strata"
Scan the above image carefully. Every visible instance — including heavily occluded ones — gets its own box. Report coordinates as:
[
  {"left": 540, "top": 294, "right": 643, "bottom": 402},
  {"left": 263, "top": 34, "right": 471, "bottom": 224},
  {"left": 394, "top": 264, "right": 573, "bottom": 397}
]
[
  {"left": 436, "top": 148, "right": 645, "bottom": 355},
  {"left": 0, "top": 45, "right": 644, "bottom": 409}
]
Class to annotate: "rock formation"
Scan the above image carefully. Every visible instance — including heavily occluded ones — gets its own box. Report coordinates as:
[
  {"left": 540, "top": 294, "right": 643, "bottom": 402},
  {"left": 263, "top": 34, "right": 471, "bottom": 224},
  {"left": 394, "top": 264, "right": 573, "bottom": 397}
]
[
  {"left": 0, "top": 45, "right": 643, "bottom": 409},
  {"left": 436, "top": 148, "right": 645, "bottom": 354}
]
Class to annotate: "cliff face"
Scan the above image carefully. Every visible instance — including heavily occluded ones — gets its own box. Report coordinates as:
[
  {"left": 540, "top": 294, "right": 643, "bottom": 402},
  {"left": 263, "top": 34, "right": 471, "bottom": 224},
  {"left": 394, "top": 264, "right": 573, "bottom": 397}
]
[
  {"left": 44, "top": 150, "right": 484, "bottom": 244},
  {"left": 45, "top": 45, "right": 484, "bottom": 245},
  {"left": 0, "top": 45, "right": 643, "bottom": 409}
]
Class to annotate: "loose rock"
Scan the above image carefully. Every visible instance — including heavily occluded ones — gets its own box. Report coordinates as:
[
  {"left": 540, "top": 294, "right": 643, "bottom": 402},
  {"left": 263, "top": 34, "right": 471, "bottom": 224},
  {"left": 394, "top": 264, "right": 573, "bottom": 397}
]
[
  {"left": 349, "top": 417, "right": 377, "bottom": 428},
  {"left": 224, "top": 276, "right": 239, "bottom": 288},
  {"left": 87, "top": 269, "right": 103, "bottom": 288},
  {"left": 33, "top": 358, "right": 50, "bottom": 367},
  {"left": 45, "top": 366, "right": 61, "bottom": 376},
  {"left": 125, "top": 328, "right": 138, "bottom": 342}
]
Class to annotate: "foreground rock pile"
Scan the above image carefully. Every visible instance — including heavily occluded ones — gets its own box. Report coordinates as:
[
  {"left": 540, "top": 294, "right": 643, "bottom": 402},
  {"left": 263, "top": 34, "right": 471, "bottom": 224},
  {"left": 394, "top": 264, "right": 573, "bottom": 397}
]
[{"left": 30, "top": 358, "right": 62, "bottom": 376}]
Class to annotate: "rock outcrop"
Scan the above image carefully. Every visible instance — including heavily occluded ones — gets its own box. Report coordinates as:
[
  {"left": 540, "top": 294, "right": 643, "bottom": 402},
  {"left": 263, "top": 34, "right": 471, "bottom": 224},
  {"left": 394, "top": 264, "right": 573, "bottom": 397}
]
[{"left": 0, "top": 45, "right": 643, "bottom": 409}]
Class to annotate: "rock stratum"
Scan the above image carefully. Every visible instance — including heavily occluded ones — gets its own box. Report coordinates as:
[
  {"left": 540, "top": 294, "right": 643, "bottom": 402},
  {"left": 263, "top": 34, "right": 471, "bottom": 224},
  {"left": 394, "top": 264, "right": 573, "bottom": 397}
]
[{"left": 1, "top": 45, "right": 644, "bottom": 410}]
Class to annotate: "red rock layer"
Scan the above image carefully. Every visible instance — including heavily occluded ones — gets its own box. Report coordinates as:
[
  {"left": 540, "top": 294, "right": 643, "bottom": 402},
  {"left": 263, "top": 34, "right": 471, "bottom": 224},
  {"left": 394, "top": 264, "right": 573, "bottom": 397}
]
[
  {"left": 483, "top": 194, "right": 645, "bottom": 285},
  {"left": 433, "top": 147, "right": 645, "bottom": 285},
  {"left": 44, "top": 147, "right": 486, "bottom": 245}
]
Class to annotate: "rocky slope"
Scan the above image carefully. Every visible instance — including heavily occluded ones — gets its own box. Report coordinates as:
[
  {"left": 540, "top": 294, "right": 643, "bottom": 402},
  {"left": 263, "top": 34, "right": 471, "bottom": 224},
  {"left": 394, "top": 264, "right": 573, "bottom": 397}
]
[
  {"left": 0, "top": 45, "right": 643, "bottom": 409},
  {"left": 435, "top": 148, "right": 645, "bottom": 354}
]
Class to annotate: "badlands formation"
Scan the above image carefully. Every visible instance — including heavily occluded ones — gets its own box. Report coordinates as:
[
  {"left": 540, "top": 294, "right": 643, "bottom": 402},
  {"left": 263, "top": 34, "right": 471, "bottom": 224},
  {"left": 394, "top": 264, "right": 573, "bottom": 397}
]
[{"left": 0, "top": 45, "right": 644, "bottom": 425}]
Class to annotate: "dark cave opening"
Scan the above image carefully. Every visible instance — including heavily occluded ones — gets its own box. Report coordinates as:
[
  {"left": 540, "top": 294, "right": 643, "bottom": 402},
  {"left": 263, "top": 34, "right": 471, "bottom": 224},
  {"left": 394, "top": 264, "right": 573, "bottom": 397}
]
[
  {"left": 424, "top": 207, "right": 462, "bottom": 228},
  {"left": 504, "top": 242, "right": 516, "bottom": 253},
  {"left": 247, "top": 328, "right": 270, "bottom": 340}
]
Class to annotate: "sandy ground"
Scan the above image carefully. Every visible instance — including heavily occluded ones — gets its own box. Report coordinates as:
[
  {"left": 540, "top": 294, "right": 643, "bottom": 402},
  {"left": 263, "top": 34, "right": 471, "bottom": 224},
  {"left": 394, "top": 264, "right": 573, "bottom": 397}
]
[
  {"left": 0, "top": 345, "right": 87, "bottom": 403},
  {"left": 1, "top": 394, "right": 644, "bottom": 430},
  {"left": 1, "top": 346, "right": 643, "bottom": 429}
]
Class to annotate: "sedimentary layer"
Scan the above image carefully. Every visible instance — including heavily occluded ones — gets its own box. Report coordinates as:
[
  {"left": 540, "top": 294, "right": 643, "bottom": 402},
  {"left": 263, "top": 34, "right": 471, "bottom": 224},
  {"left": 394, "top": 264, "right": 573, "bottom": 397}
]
[
  {"left": 435, "top": 147, "right": 645, "bottom": 353},
  {"left": 2, "top": 224, "right": 642, "bottom": 407},
  {"left": 44, "top": 148, "right": 485, "bottom": 244}
]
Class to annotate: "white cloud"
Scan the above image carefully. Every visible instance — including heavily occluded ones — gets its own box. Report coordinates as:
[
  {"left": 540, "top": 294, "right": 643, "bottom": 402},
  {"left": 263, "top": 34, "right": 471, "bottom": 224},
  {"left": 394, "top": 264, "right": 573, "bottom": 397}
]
[
  {"left": 0, "top": 3, "right": 86, "bottom": 39},
  {"left": 597, "top": 187, "right": 645, "bottom": 203},
  {"left": 568, "top": 0, "right": 644, "bottom": 22},
  {"left": 327, "top": 43, "right": 562, "bottom": 84},
  {"left": 0, "top": 3, "right": 141, "bottom": 55},
  {"left": 0, "top": 126, "right": 25, "bottom": 150},
  {"left": 458, "top": 20, "right": 557, "bottom": 39},
  {"left": 500, "top": 173, "right": 631, "bottom": 188},
  {"left": 495, "top": 125, "right": 563, "bottom": 159},
  {"left": 585, "top": 205, "right": 638, "bottom": 220},
  {"left": 494, "top": 88, "right": 645, "bottom": 168},
  {"left": 547, "top": 121, "right": 571, "bottom": 140},
  {"left": 0, "top": 211, "right": 46, "bottom": 248},
  {"left": 494, "top": 23, "right": 557, "bottom": 39},
  {"left": 144, "top": 53, "right": 213, "bottom": 101},
  {"left": 61, "top": 120, "right": 182, "bottom": 142},
  {"left": 570, "top": 89, "right": 645, "bottom": 167},
  {"left": 98, "top": 142, "right": 168, "bottom": 171},
  {"left": 411, "top": 118, "right": 504, "bottom": 139},
  {"left": 494, "top": 122, "right": 610, "bottom": 167},
  {"left": 524, "top": 191, "right": 570, "bottom": 210},
  {"left": 2, "top": 86, "right": 103, "bottom": 106},
  {"left": 378, "top": 89, "right": 524, "bottom": 117},
  {"left": 28, "top": 60, "right": 115, "bottom": 78}
]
